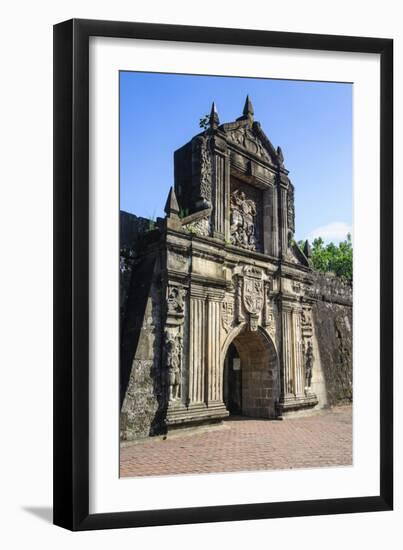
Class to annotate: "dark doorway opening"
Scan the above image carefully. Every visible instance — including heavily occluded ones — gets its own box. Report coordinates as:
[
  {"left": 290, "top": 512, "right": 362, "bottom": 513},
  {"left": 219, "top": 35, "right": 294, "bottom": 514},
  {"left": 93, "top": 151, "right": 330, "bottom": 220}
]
[{"left": 223, "top": 343, "right": 242, "bottom": 415}]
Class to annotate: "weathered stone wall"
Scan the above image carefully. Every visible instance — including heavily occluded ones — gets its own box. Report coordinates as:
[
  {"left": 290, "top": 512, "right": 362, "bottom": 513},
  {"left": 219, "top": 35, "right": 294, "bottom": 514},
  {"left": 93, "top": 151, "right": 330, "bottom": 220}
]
[
  {"left": 120, "top": 212, "right": 166, "bottom": 441},
  {"left": 311, "top": 273, "right": 353, "bottom": 406},
  {"left": 120, "top": 256, "right": 165, "bottom": 440}
]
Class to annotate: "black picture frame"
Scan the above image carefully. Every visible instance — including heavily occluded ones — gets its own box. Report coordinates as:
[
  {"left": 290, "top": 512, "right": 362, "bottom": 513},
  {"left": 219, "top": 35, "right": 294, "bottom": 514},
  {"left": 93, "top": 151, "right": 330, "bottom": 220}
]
[{"left": 53, "top": 18, "right": 393, "bottom": 531}]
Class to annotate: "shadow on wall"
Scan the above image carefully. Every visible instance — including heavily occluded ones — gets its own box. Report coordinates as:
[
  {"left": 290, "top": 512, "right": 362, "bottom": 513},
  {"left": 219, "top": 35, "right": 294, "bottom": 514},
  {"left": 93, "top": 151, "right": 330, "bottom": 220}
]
[
  {"left": 120, "top": 255, "right": 157, "bottom": 410},
  {"left": 312, "top": 301, "right": 353, "bottom": 405}
]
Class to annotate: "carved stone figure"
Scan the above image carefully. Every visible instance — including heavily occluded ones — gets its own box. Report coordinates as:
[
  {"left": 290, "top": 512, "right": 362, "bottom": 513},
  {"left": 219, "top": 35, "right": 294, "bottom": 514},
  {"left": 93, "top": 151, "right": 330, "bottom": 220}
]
[
  {"left": 304, "top": 340, "right": 314, "bottom": 390},
  {"left": 230, "top": 189, "right": 258, "bottom": 250},
  {"left": 166, "top": 331, "right": 182, "bottom": 401}
]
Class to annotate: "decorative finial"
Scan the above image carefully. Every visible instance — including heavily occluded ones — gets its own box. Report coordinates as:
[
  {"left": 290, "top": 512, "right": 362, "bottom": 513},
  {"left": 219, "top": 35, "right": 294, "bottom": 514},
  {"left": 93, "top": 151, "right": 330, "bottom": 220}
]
[
  {"left": 209, "top": 101, "right": 220, "bottom": 129},
  {"left": 243, "top": 95, "right": 254, "bottom": 119},
  {"left": 164, "top": 186, "right": 180, "bottom": 219},
  {"left": 303, "top": 240, "right": 312, "bottom": 259},
  {"left": 277, "top": 146, "right": 284, "bottom": 166}
]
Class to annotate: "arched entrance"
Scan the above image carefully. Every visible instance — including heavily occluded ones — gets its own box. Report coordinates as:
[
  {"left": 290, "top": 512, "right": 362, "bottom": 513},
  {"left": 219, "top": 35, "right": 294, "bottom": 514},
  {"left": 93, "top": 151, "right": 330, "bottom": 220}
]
[{"left": 223, "top": 327, "right": 279, "bottom": 419}]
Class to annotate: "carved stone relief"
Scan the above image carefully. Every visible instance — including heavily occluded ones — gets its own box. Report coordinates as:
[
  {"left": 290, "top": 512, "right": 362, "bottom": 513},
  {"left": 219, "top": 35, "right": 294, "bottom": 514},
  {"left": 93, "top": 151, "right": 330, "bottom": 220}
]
[
  {"left": 230, "top": 189, "right": 258, "bottom": 250},
  {"left": 301, "top": 307, "right": 314, "bottom": 392},
  {"left": 221, "top": 300, "right": 234, "bottom": 332},
  {"left": 243, "top": 277, "right": 264, "bottom": 315},
  {"left": 304, "top": 339, "right": 314, "bottom": 390},
  {"left": 287, "top": 184, "right": 295, "bottom": 235},
  {"left": 165, "top": 284, "right": 186, "bottom": 402},
  {"left": 167, "top": 285, "right": 186, "bottom": 316},
  {"left": 263, "top": 280, "right": 276, "bottom": 342},
  {"left": 165, "top": 329, "right": 182, "bottom": 401},
  {"left": 184, "top": 217, "right": 210, "bottom": 237},
  {"left": 227, "top": 127, "right": 270, "bottom": 161},
  {"left": 193, "top": 136, "right": 212, "bottom": 207},
  {"left": 292, "top": 280, "right": 302, "bottom": 294}
]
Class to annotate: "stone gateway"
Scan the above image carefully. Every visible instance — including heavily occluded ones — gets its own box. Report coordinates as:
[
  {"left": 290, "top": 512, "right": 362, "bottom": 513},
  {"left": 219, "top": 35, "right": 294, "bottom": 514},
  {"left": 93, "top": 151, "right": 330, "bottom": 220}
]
[{"left": 120, "top": 97, "right": 352, "bottom": 441}]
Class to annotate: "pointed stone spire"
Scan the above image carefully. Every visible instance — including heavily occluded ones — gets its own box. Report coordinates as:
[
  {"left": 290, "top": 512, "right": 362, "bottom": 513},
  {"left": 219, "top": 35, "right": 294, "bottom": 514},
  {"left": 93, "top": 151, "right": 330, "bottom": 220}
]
[
  {"left": 164, "top": 186, "right": 180, "bottom": 219},
  {"left": 303, "top": 239, "right": 312, "bottom": 259},
  {"left": 243, "top": 95, "right": 254, "bottom": 120},
  {"left": 209, "top": 101, "right": 220, "bottom": 129}
]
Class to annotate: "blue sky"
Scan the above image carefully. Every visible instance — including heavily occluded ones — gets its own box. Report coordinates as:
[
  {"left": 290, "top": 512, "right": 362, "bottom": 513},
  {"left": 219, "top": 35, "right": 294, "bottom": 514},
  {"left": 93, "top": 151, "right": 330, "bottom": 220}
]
[{"left": 120, "top": 71, "right": 352, "bottom": 243}]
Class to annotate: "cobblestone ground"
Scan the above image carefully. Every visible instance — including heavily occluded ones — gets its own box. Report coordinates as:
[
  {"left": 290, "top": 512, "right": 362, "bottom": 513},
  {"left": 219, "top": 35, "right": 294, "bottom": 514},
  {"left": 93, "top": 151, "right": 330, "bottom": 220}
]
[{"left": 120, "top": 405, "right": 352, "bottom": 478}]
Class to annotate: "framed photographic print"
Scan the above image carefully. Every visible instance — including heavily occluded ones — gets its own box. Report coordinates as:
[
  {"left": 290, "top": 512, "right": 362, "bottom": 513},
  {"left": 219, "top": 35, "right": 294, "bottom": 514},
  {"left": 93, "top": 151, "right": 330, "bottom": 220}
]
[{"left": 53, "top": 19, "right": 393, "bottom": 530}]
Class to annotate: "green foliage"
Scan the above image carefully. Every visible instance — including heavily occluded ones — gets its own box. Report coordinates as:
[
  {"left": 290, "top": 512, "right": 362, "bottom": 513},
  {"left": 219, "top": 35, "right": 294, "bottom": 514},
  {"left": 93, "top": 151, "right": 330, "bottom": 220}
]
[
  {"left": 199, "top": 114, "right": 210, "bottom": 130},
  {"left": 186, "top": 224, "right": 198, "bottom": 235},
  {"left": 147, "top": 219, "right": 156, "bottom": 232},
  {"left": 310, "top": 233, "right": 353, "bottom": 281},
  {"left": 147, "top": 211, "right": 156, "bottom": 232}
]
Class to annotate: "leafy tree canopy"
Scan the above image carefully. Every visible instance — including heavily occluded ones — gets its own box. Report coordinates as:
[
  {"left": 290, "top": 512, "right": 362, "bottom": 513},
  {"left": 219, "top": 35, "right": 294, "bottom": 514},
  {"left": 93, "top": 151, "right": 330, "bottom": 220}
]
[{"left": 298, "top": 234, "right": 353, "bottom": 281}]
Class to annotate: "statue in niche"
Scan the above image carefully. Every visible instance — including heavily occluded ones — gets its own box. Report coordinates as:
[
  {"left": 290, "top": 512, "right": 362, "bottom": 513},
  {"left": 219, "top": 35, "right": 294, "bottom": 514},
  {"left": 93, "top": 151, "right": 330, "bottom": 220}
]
[
  {"left": 304, "top": 340, "right": 314, "bottom": 390},
  {"left": 230, "top": 189, "right": 257, "bottom": 250},
  {"left": 166, "top": 331, "right": 182, "bottom": 401}
]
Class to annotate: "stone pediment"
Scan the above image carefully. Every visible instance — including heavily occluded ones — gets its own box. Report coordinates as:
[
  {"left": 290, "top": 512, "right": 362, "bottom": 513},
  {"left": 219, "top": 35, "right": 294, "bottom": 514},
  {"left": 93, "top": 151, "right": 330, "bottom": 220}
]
[{"left": 221, "top": 120, "right": 280, "bottom": 166}]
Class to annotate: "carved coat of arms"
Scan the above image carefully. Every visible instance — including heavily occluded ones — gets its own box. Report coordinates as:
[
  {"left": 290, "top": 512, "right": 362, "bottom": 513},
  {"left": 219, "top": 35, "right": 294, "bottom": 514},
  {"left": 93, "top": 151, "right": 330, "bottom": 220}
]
[{"left": 243, "top": 277, "right": 264, "bottom": 315}]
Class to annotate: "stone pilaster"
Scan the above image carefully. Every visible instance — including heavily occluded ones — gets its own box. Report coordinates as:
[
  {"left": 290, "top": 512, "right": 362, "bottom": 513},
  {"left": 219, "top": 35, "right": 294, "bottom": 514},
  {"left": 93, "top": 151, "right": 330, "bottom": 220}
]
[
  {"left": 281, "top": 305, "right": 294, "bottom": 397},
  {"left": 263, "top": 185, "right": 279, "bottom": 257},
  {"left": 291, "top": 308, "right": 305, "bottom": 397},
  {"left": 206, "top": 297, "right": 223, "bottom": 403},
  {"left": 272, "top": 185, "right": 279, "bottom": 257},
  {"left": 277, "top": 300, "right": 318, "bottom": 417},
  {"left": 224, "top": 155, "right": 231, "bottom": 241},
  {"left": 188, "top": 296, "right": 206, "bottom": 403}
]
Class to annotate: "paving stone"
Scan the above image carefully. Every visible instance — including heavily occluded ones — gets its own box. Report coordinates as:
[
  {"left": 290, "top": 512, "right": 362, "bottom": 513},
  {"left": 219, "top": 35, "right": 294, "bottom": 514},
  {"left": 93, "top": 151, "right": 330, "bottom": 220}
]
[{"left": 120, "top": 405, "right": 352, "bottom": 477}]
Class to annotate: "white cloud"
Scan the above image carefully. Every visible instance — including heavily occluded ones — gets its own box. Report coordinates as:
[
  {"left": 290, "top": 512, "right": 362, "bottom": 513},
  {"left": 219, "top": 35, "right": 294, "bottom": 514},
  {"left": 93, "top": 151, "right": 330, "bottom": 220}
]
[{"left": 307, "top": 222, "right": 352, "bottom": 243}]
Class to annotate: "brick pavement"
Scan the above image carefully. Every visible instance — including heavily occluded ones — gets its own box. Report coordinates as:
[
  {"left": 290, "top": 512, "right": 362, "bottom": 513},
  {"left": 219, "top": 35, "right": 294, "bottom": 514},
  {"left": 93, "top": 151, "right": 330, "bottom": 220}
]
[{"left": 120, "top": 405, "right": 352, "bottom": 478}]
